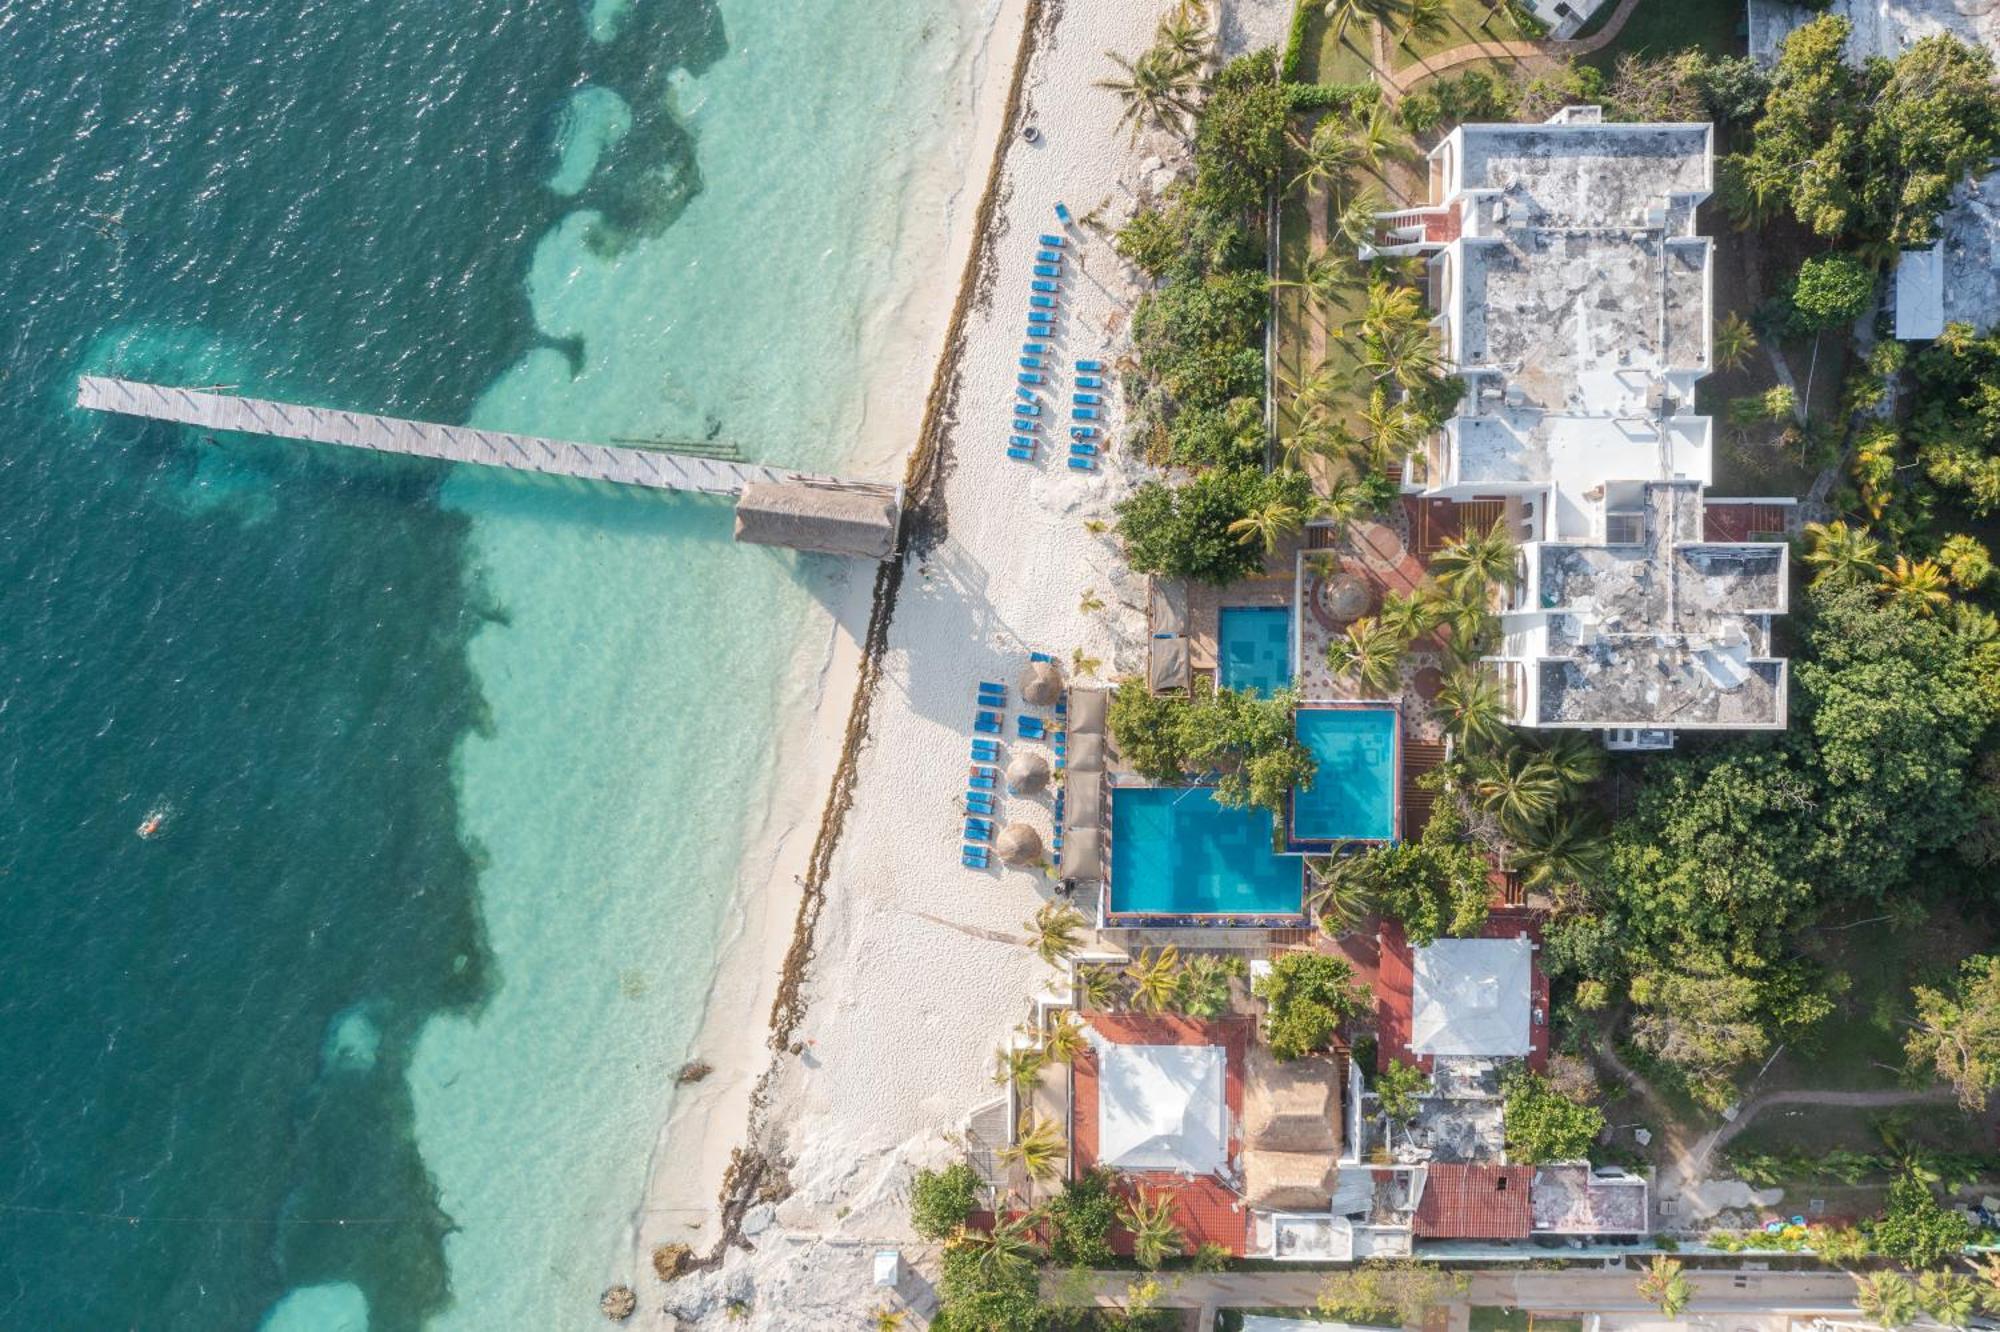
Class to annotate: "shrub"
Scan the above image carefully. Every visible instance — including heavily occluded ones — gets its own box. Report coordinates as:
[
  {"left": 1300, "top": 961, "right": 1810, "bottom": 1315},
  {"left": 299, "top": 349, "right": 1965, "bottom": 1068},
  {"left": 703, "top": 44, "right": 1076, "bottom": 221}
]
[
  {"left": 1870, "top": 1173, "right": 1974, "bottom": 1267},
  {"left": 1044, "top": 1169, "right": 1121, "bottom": 1267},
  {"left": 1114, "top": 467, "right": 1312, "bottom": 585},
  {"left": 909, "top": 1162, "right": 983, "bottom": 1241},
  {"left": 1502, "top": 1069, "right": 1605, "bottom": 1163},
  {"left": 1116, "top": 204, "right": 1183, "bottom": 280},
  {"left": 1280, "top": 0, "right": 1313, "bottom": 81},
  {"left": 1791, "top": 253, "right": 1877, "bottom": 330},
  {"left": 1254, "top": 952, "right": 1369, "bottom": 1060},
  {"left": 1282, "top": 82, "right": 1381, "bottom": 113},
  {"left": 1374, "top": 1058, "right": 1430, "bottom": 1122}
]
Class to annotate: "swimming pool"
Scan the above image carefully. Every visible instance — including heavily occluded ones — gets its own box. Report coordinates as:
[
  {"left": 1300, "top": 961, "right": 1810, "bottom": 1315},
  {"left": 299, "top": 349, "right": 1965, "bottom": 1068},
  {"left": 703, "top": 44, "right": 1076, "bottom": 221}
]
[
  {"left": 1109, "top": 785, "right": 1305, "bottom": 918},
  {"left": 1291, "top": 706, "right": 1398, "bottom": 844},
  {"left": 1217, "top": 606, "right": 1293, "bottom": 697}
]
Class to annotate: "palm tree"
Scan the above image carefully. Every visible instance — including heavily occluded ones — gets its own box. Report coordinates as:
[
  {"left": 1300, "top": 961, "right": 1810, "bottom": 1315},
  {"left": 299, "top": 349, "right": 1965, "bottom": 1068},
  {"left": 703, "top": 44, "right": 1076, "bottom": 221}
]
[
  {"left": 1280, "top": 246, "right": 1367, "bottom": 309},
  {"left": 1076, "top": 962, "right": 1121, "bottom": 1010},
  {"left": 1356, "top": 385, "right": 1419, "bottom": 472},
  {"left": 1307, "top": 849, "right": 1376, "bottom": 936},
  {"left": 1915, "top": 1271, "right": 1979, "bottom": 1328},
  {"left": 1353, "top": 101, "right": 1410, "bottom": 172},
  {"left": 1432, "top": 516, "right": 1515, "bottom": 601},
  {"left": 998, "top": 1115, "right": 1068, "bottom": 1184},
  {"left": 1349, "top": 278, "right": 1425, "bottom": 344},
  {"left": 1281, "top": 420, "right": 1366, "bottom": 481},
  {"left": 1713, "top": 311, "right": 1759, "bottom": 372},
  {"left": 1532, "top": 731, "right": 1605, "bottom": 796},
  {"left": 1853, "top": 1272, "right": 1921, "bottom": 1330},
  {"left": 1376, "top": 586, "right": 1444, "bottom": 646},
  {"left": 1097, "top": 46, "right": 1199, "bottom": 145},
  {"left": 993, "top": 1043, "right": 1047, "bottom": 1095},
  {"left": 1799, "top": 520, "right": 1882, "bottom": 586},
  {"left": 1972, "top": 1256, "right": 2000, "bottom": 1316},
  {"left": 1315, "top": 477, "right": 1384, "bottom": 540},
  {"left": 1398, "top": 0, "right": 1452, "bottom": 48},
  {"left": 1154, "top": 9, "right": 1212, "bottom": 68},
  {"left": 1326, "top": 616, "right": 1405, "bottom": 697},
  {"left": 1228, "top": 491, "right": 1307, "bottom": 554},
  {"left": 1433, "top": 665, "right": 1509, "bottom": 750},
  {"left": 1509, "top": 811, "right": 1610, "bottom": 891},
  {"left": 1118, "top": 1188, "right": 1188, "bottom": 1270},
  {"left": 1027, "top": 901, "right": 1087, "bottom": 966},
  {"left": 1124, "top": 946, "right": 1181, "bottom": 1013},
  {"left": 1636, "top": 1255, "right": 1692, "bottom": 1316},
  {"left": 1323, "top": 0, "right": 1378, "bottom": 47},
  {"left": 1330, "top": 185, "right": 1386, "bottom": 251},
  {"left": 1470, "top": 748, "right": 1561, "bottom": 833},
  {"left": 1288, "top": 119, "right": 1362, "bottom": 200},
  {"left": 1361, "top": 322, "right": 1441, "bottom": 391},
  {"left": 1042, "top": 1009, "right": 1088, "bottom": 1065},
  {"left": 872, "top": 1307, "right": 907, "bottom": 1332},
  {"left": 1436, "top": 587, "right": 1496, "bottom": 663},
  {"left": 1882, "top": 555, "right": 1951, "bottom": 617},
  {"left": 949, "top": 1209, "right": 1044, "bottom": 1284}
]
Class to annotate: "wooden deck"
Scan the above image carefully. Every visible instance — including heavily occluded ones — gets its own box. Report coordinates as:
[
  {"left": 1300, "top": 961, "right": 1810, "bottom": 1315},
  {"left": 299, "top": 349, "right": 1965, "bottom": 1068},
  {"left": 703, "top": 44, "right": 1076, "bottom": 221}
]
[{"left": 75, "top": 376, "right": 865, "bottom": 498}]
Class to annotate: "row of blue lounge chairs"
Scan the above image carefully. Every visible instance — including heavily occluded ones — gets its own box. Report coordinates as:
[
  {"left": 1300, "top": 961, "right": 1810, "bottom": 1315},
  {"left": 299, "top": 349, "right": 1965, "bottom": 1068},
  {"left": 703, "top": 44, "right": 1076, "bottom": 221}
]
[
  {"left": 966, "top": 680, "right": 1006, "bottom": 866},
  {"left": 1009, "top": 228, "right": 1070, "bottom": 463}
]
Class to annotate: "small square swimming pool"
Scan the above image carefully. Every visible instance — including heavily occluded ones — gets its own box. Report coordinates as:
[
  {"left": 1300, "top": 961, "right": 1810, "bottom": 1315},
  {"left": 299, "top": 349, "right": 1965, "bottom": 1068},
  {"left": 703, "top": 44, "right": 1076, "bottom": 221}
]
[
  {"left": 1291, "top": 706, "right": 1398, "bottom": 844},
  {"left": 1109, "top": 785, "right": 1304, "bottom": 918},
  {"left": 1217, "top": 606, "right": 1292, "bottom": 697}
]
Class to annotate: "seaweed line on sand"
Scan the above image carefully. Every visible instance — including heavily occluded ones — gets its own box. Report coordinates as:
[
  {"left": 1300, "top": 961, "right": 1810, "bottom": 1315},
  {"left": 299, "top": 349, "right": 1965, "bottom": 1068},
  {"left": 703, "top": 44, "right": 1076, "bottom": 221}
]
[{"left": 692, "top": 0, "right": 1058, "bottom": 1267}]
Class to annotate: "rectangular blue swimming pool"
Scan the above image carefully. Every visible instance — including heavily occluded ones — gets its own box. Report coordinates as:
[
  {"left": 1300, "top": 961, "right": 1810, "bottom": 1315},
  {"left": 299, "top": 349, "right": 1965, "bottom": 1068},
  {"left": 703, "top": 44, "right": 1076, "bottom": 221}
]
[
  {"left": 1109, "top": 785, "right": 1304, "bottom": 917},
  {"left": 1291, "top": 706, "right": 1398, "bottom": 843},
  {"left": 1217, "top": 606, "right": 1292, "bottom": 697}
]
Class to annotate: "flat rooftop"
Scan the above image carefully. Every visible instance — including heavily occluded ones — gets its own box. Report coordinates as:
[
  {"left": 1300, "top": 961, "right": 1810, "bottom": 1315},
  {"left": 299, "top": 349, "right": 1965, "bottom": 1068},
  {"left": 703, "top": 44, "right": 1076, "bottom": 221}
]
[
  {"left": 1526, "top": 482, "right": 1788, "bottom": 728},
  {"left": 1456, "top": 124, "right": 1713, "bottom": 226},
  {"left": 1531, "top": 1165, "right": 1649, "bottom": 1233}
]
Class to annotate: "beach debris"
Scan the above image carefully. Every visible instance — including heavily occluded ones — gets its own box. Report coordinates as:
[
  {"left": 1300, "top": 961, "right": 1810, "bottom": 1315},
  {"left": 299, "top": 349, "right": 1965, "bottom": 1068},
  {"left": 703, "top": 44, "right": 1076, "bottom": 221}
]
[
  {"left": 599, "top": 1285, "right": 637, "bottom": 1321},
  {"left": 997, "top": 823, "right": 1045, "bottom": 867},
  {"left": 1019, "top": 658, "right": 1064, "bottom": 706},
  {"left": 652, "top": 1243, "right": 694, "bottom": 1282},
  {"left": 742, "top": 1203, "right": 777, "bottom": 1236},
  {"left": 674, "top": 1060, "right": 712, "bottom": 1086}
]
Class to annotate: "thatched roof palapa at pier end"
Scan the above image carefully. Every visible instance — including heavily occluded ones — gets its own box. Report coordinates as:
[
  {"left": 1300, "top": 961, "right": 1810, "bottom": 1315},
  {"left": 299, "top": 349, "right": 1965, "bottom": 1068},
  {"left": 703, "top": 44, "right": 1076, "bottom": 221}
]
[{"left": 732, "top": 481, "right": 901, "bottom": 561}]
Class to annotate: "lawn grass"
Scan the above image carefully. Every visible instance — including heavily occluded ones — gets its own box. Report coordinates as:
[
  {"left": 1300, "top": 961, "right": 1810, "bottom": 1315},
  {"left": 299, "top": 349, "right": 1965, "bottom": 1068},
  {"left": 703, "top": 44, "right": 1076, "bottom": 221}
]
[
  {"left": 1295, "top": 1, "right": 1380, "bottom": 84},
  {"left": 1470, "top": 1310, "right": 1584, "bottom": 1332},
  {"left": 1387, "top": 0, "right": 1534, "bottom": 72},
  {"left": 1577, "top": 0, "right": 1744, "bottom": 65}
]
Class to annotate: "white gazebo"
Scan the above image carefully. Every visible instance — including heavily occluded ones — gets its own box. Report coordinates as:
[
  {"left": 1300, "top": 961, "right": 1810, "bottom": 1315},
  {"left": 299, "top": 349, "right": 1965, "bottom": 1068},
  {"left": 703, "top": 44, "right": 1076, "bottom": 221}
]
[
  {"left": 1409, "top": 937, "right": 1532, "bottom": 1058},
  {"left": 1095, "top": 1041, "right": 1228, "bottom": 1175}
]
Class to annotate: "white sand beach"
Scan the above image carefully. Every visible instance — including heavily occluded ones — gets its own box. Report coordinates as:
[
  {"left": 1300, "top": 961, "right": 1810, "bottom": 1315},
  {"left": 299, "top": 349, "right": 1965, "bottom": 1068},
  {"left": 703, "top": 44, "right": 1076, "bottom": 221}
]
[{"left": 637, "top": 0, "right": 1289, "bottom": 1324}]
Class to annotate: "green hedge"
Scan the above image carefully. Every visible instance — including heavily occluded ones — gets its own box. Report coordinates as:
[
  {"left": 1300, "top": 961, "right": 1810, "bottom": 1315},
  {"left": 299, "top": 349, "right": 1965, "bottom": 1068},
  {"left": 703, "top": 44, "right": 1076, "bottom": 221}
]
[
  {"left": 1282, "top": 81, "right": 1381, "bottom": 113},
  {"left": 1280, "top": 0, "right": 1313, "bottom": 81}
]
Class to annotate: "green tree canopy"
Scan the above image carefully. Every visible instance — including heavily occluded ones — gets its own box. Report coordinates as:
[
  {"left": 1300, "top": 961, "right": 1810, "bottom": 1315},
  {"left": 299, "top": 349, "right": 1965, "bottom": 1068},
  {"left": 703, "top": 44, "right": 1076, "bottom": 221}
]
[
  {"left": 1105, "top": 679, "right": 1316, "bottom": 817},
  {"left": 1253, "top": 951, "right": 1369, "bottom": 1060},
  {"left": 1115, "top": 467, "right": 1313, "bottom": 584},
  {"left": 1906, "top": 954, "right": 2000, "bottom": 1111},
  {"left": 1790, "top": 253, "right": 1875, "bottom": 330},
  {"left": 1502, "top": 1070, "right": 1605, "bottom": 1163}
]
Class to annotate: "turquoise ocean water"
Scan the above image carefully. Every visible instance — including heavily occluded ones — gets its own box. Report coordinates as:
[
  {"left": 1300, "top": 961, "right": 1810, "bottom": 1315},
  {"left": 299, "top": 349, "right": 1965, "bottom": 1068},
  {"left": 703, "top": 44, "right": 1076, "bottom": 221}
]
[{"left": 0, "top": 0, "right": 979, "bottom": 1324}]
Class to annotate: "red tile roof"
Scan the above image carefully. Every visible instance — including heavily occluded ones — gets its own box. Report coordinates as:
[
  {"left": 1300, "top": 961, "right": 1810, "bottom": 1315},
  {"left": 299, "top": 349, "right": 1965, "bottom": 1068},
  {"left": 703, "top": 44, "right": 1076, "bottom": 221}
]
[
  {"left": 1413, "top": 1164, "right": 1533, "bottom": 1239},
  {"left": 1071, "top": 1012, "right": 1253, "bottom": 1255}
]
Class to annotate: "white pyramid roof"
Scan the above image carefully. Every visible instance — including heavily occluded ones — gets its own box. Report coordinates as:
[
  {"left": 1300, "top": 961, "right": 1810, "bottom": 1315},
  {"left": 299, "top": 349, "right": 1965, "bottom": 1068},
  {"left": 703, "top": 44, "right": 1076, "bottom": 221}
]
[
  {"left": 1094, "top": 1040, "right": 1227, "bottom": 1175},
  {"left": 1410, "top": 937, "right": 1531, "bottom": 1057}
]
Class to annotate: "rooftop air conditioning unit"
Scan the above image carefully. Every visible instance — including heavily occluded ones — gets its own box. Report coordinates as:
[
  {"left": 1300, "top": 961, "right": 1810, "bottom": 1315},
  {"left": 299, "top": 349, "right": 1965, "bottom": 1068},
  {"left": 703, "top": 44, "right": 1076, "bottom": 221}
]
[{"left": 1604, "top": 727, "right": 1675, "bottom": 751}]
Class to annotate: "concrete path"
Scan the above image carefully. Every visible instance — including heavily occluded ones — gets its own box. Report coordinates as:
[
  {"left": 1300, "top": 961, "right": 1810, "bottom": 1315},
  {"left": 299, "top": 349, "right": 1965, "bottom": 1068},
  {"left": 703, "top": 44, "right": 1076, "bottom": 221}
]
[{"left": 1371, "top": 0, "right": 1648, "bottom": 99}]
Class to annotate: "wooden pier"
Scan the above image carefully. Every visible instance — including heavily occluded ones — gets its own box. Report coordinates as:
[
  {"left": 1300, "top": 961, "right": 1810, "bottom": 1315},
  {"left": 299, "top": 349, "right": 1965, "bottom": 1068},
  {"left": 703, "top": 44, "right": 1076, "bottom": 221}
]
[{"left": 75, "top": 375, "right": 902, "bottom": 559}]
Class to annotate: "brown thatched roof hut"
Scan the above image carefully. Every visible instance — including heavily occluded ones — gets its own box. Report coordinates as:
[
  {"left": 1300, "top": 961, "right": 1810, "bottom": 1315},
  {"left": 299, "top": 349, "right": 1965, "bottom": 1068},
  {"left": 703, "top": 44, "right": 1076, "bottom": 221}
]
[
  {"left": 996, "top": 822, "right": 1044, "bottom": 866},
  {"left": 1005, "top": 751, "right": 1051, "bottom": 795},
  {"left": 1020, "top": 659, "right": 1064, "bottom": 706},
  {"left": 732, "top": 481, "right": 899, "bottom": 560}
]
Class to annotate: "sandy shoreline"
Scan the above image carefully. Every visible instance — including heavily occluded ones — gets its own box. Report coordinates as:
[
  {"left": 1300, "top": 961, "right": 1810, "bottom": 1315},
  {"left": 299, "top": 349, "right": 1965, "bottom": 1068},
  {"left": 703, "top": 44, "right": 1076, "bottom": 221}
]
[
  {"left": 635, "top": 0, "right": 1291, "bottom": 1323},
  {"left": 623, "top": 0, "right": 1031, "bottom": 1281}
]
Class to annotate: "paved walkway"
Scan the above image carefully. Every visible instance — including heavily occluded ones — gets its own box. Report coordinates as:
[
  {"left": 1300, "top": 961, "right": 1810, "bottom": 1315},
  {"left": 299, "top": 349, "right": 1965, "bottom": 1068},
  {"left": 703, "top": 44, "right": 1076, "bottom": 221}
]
[{"left": 1370, "top": 0, "right": 1648, "bottom": 98}]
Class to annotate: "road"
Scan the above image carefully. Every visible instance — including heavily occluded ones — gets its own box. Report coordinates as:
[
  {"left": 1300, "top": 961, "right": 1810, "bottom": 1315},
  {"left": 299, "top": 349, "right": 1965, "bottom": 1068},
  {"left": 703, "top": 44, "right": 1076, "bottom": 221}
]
[{"left": 1055, "top": 1266, "right": 1866, "bottom": 1317}]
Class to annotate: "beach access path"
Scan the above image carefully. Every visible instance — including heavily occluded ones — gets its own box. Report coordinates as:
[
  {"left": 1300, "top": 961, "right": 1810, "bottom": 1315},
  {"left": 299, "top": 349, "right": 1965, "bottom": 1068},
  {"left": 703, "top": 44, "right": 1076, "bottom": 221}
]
[{"left": 651, "top": 0, "right": 1294, "bottom": 1325}]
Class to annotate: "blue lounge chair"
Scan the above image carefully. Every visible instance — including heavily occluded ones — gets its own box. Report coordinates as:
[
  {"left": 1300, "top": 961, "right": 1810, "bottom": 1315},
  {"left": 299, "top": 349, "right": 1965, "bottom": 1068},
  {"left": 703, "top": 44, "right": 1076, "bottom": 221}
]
[
  {"left": 1027, "top": 316, "right": 1053, "bottom": 330},
  {"left": 1019, "top": 715, "right": 1046, "bottom": 739},
  {"left": 1074, "top": 392, "right": 1101, "bottom": 405},
  {"left": 1070, "top": 442, "right": 1098, "bottom": 456},
  {"left": 971, "top": 739, "right": 999, "bottom": 761},
  {"left": 1030, "top": 651, "right": 1052, "bottom": 662},
  {"left": 1072, "top": 407, "right": 1099, "bottom": 421},
  {"left": 965, "top": 818, "right": 993, "bottom": 841},
  {"left": 1076, "top": 359, "right": 1103, "bottom": 372},
  {"left": 1035, "top": 249, "right": 1061, "bottom": 263},
  {"left": 1029, "top": 295, "right": 1056, "bottom": 309},
  {"left": 974, "top": 711, "right": 1002, "bottom": 734},
  {"left": 1039, "top": 233, "right": 1065, "bottom": 247},
  {"left": 1017, "top": 401, "right": 1040, "bottom": 417},
  {"left": 1023, "top": 342, "right": 1047, "bottom": 355},
  {"left": 1076, "top": 375, "right": 1103, "bottom": 388},
  {"left": 967, "top": 794, "right": 995, "bottom": 815},
  {"left": 962, "top": 847, "right": 990, "bottom": 869},
  {"left": 1006, "top": 445, "right": 1034, "bottom": 461},
  {"left": 1070, "top": 426, "right": 1098, "bottom": 440},
  {"left": 1013, "top": 421, "right": 1037, "bottom": 434},
  {"left": 1055, "top": 202, "right": 1072, "bottom": 224},
  {"left": 1031, "top": 279, "right": 1059, "bottom": 293},
  {"left": 969, "top": 770, "right": 996, "bottom": 791},
  {"left": 1019, "top": 371, "right": 1045, "bottom": 385},
  {"left": 1068, "top": 456, "right": 1096, "bottom": 471},
  {"left": 1032, "top": 264, "right": 1060, "bottom": 278},
  {"left": 1009, "top": 434, "right": 1035, "bottom": 449},
  {"left": 978, "top": 679, "right": 1004, "bottom": 694},
  {"left": 1019, "top": 356, "right": 1042, "bottom": 370}
]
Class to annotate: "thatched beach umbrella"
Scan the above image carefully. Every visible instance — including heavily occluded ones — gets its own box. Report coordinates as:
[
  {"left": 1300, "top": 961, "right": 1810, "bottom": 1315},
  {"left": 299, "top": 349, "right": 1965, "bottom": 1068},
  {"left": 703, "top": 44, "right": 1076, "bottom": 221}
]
[
  {"left": 996, "top": 822, "right": 1045, "bottom": 866},
  {"left": 1019, "top": 659, "right": 1064, "bottom": 706},
  {"left": 1320, "top": 573, "right": 1371, "bottom": 623},
  {"left": 1005, "top": 751, "right": 1051, "bottom": 795}
]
